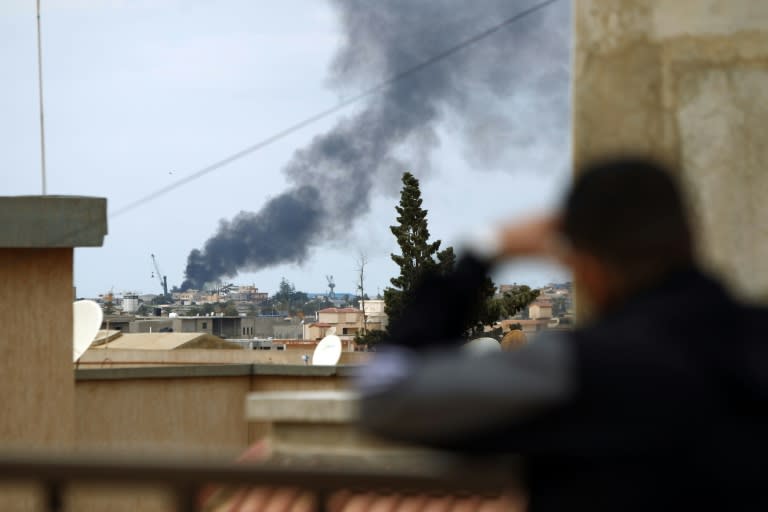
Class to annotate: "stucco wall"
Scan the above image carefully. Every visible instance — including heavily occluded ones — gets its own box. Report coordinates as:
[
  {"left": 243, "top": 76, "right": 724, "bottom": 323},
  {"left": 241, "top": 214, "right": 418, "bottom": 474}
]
[
  {"left": 573, "top": 0, "right": 768, "bottom": 301},
  {"left": 0, "top": 249, "right": 75, "bottom": 449},
  {"left": 77, "top": 348, "right": 370, "bottom": 367},
  {"left": 62, "top": 366, "right": 355, "bottom": 511},
  {"left": 74, "top": 366, "right": 355, "bottom": 455}
]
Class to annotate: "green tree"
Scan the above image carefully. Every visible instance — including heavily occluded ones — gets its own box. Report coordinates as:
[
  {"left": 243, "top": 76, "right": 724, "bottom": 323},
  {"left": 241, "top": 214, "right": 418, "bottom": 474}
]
[
  {"left": 355, "top": 329, "right": 388, "bottom": 349},
  {"left": 222, "top": 301, "right": 239, "bottom": 316},
  {"left": 499, "top": 285, "right": 540, "bottom": 319},
  {"left": 102, "top": 294, "right": 116, "bottom": 315},
  {"left": 468, "top": 283, "right": 539, "bottom": 337},
  {"left": 273, "top": 277, "right": 295, "bottom": 314},
  {"left": 300, "top": 297, "right": 333, "bottom": 316},
  {"left": 151, "top": 294, "right": 170, "bottom": 305},
  {"left": 467, "top": 278, "right": 504, "bottom": 336},
  {"left": 271, "top": 278, "right": 309, "bottom": 316},
  {"left": 384, "top": 172, "right": 455, "bottom": 324}
]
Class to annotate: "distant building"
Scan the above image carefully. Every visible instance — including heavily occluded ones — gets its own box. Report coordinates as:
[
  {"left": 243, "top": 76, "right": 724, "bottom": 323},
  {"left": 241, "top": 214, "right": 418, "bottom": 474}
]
[
  {"left": 122, "top": 293, "right": 139, "bottom": 313},
  {"left": 303, "top": 322, "right": 333, "bottom": 341},
  {"left": 130, "top": 315, "right": 250, "bottom": 338},
  {"left": 529, "top": 299, "right": 553, "bottom": 320},
  {"left": 172, "top": 290, "right": 198, "bottom": 305},
  {"left": 92, "top": 332, "right": 243, "bottom": 350},
  {"left": 360, "top": 299, "right": 388, "bottom": 331},
  {"left": 303, "top": 307, "right": 364, "bottom": 341},
  {"left": 127, "top": 315, "right": 302, "bottom": 340},
  {"left": 101, "top": 315, "right": 134, "bottom": 332}
]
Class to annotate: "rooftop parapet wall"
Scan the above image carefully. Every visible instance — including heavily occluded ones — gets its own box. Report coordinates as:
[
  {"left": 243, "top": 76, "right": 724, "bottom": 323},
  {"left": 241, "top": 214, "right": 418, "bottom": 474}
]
[
  {"left": 0, "top": 196, "right": 107, "bottom": 247},
  {"left": 573, "top": 0, "right": 768, "bottom": 302}
]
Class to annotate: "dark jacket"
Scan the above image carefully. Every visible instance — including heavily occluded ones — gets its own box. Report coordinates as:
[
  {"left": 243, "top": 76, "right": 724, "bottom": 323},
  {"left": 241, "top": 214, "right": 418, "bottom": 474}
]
[{"left": 359, "top": 257, "right": 768, "bottom": 512}]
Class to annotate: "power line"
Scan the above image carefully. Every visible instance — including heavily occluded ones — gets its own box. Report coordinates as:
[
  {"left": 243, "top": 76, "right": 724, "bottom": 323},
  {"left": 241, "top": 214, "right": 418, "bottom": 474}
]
[{"left": 109, "top": 0, "right": 560, "bottom": 219}]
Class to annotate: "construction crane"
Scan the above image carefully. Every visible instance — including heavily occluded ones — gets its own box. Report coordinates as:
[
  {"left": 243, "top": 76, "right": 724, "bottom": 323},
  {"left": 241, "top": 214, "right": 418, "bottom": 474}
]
[{"left": 151, "top": 254, "right": 169, "bottom": 298}]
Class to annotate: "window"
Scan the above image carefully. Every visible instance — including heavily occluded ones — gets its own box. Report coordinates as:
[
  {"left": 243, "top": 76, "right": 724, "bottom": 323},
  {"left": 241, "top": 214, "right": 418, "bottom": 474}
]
[{"left": 202, "top": 322, "right": 207, "bottom": 329}]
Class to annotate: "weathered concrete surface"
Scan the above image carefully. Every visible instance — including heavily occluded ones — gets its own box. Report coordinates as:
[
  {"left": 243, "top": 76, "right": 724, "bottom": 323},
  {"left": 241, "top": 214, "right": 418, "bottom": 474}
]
[
  {"left": 67, "top": 369, "right": 355, "bottom": 511},
  {"left": 245, "top": 390, "right": 454, "bottom": 470},
  {"left": 76, "top": 376, "right": 252, "bottom": 458},
  {"left": 0, "top": 249, "right": 76, "bottom": 448},
  {"left": 573, "top": 0, "right": 768, "bottom": 302},
  {"left": 246, "top": 390, "right": 358, "bottom": 423},
  {"left": 0, "top": 195, "right": 107, "bottom": 510},
  {"left": 77, "top": 347, "right": 370, "bottom": 368},
  {"left": 0, "top": 196, "right": 107, "bottom": 247},
  {"left": 0, "top": 249, "right": 76, "bottom": 511}
]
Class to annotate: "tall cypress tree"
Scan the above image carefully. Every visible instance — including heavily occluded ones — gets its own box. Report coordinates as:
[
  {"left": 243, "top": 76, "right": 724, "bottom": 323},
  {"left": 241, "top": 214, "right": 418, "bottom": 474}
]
[{"left": 384, "top": 172, "right": 454, "bottom": 323}]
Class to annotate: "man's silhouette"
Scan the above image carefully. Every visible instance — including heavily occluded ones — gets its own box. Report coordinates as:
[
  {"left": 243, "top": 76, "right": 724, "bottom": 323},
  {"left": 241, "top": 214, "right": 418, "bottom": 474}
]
[{"left": 358, "top": 157, "right": 767, "bottom": 512}]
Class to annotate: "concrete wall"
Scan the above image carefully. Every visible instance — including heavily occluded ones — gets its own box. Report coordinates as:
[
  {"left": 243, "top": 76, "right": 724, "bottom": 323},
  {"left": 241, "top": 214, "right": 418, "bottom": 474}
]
[
  {"left": 0, "top": 196, "right": 106, "bottom": 510},
  {"left": 66, "top": 366, "right": 352, "bottom": 511},
  {"left": 74, "top": 365, "right": 355, "bottom": 454},
  {"left": 0, "top": 249, "right": 75, "bottom": 450},
  {"left": 573, "top": 0, "right": 768, "bottom": 302},
  {"left": 75, "top": 374, "right": 252, "bottom": 458},
  {"left": 77, "top": 348, "right": 370, "bottom": 367}
]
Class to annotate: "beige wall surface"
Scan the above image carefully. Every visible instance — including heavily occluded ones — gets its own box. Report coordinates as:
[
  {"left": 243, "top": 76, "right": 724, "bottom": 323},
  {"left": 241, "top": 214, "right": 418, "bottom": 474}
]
[
  {"left": 0, "top": 248, "right": 75, "bottom": 450},
  {"left": 77, "top": 348, "right": 370, "bottom": 367},
  {"left": 75, "top": 376, "right": 252, "bottom": 458},
  {"left": 573, "top": 0, "right": 768, "bottom": 302},
  {"left": 62, "top": 370, "right": 351, "bottom": 511},
  {"left": 74, "top": 369, "right": 353, "bottom": 455}
]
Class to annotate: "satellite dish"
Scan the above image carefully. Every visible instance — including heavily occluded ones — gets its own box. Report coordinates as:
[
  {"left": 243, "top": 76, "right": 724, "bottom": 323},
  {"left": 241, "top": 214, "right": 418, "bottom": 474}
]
[
  {"left": 312, "top": 334, "right": 342, "bottom": 366},
  {"left": 73, "top": 300, "right": 103, "bottom": 362},
  {"left": 463, "top": 337, "right": 501, "bottom": 354}
]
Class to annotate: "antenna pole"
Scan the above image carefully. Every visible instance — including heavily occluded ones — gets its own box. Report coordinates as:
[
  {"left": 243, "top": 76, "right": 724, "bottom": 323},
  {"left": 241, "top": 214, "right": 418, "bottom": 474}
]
[{"left": 35, "top": 0, "right": 48, "bottom": 195}]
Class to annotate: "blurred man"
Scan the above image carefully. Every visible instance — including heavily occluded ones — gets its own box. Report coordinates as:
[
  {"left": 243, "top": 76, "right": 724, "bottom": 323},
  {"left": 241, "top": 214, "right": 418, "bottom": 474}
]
[{"left": 358, "top": 157, "right": 767, "bottom": 512}]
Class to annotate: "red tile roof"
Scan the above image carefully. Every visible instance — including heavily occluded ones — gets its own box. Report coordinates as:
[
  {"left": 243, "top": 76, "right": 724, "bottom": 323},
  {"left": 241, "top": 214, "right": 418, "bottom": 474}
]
[{"left": 200, "top": 442, "right": 524, "bottom": 512}]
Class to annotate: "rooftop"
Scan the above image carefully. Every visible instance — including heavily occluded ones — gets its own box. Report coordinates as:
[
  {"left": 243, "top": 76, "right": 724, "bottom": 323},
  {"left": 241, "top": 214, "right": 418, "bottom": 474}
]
[{"left": 92, "top": 332, "right": 242, "bottom": 350}]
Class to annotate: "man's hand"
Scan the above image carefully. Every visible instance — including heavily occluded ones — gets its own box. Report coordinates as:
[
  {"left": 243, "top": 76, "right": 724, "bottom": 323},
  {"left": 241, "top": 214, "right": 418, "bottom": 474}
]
[{"left": 495, "top": 214, "right": 562, "bottom": 261}]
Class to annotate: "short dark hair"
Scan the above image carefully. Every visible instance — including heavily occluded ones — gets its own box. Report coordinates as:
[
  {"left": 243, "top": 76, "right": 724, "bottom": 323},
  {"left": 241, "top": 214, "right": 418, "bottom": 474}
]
[{"left": 561, "top": 157, "right": 695, "bottom": 284}]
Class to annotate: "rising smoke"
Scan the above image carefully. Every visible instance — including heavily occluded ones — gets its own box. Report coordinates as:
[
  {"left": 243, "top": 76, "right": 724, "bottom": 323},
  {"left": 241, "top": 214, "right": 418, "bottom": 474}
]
[{"left": 181, "top": 0, "right": 570, "bottom": 290}]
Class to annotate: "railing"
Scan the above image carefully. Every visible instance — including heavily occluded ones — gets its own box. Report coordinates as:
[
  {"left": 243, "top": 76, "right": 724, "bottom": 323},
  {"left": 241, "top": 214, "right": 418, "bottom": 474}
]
[{"left": 0, "top": 452, "right": 519, "bottom": 512}]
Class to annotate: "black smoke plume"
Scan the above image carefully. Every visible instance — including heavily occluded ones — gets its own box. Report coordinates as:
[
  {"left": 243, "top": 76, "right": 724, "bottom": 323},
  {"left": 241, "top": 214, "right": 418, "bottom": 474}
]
[{"left": 181, "top": 0, "right": 570, "bottom": 290}]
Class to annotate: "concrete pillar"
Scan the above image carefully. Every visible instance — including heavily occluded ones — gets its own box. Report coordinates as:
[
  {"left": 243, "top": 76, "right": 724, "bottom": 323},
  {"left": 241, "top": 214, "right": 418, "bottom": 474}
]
[
  {"left": 0, "top": 196, "right": 106, "bottom": 450},
  {"left": 573, "top": 0, "right": 768, "bottom": 302}
]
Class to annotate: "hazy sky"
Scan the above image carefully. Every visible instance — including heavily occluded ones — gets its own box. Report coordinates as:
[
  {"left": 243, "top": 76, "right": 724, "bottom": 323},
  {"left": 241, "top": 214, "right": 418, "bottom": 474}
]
[{"left": 1, "top": 0, "right": 571, "bottom": 298}]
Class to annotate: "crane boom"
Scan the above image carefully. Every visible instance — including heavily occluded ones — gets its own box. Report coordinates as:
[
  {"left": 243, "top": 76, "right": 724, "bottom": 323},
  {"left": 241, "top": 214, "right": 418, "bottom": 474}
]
[{"left": 151, "top": 254, "right": 169, "bottom": 297}]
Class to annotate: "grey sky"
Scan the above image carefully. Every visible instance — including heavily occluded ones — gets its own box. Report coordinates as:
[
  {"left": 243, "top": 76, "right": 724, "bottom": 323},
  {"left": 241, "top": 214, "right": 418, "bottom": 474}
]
[{"left": 1, "top": 0, "right": 571, "bottom": 298}]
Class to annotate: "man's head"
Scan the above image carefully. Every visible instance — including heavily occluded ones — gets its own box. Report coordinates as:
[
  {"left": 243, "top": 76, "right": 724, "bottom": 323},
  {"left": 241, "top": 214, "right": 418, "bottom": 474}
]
[{"left": 558, "top": 157, "right": 695, "bottom": 313}]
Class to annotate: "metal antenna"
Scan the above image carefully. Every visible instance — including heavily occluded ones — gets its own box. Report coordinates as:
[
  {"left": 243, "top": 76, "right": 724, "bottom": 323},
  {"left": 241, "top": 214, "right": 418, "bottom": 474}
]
[{"left": 36, "top": 0, "right": 48, "bottom": 195}]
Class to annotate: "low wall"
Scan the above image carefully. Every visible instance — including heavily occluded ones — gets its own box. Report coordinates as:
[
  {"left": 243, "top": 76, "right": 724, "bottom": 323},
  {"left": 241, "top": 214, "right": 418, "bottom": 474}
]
[
  {"left": 74, "top": 364, "right": 357, "bottom": 455},
  {"left": 63, "top": 365, "right": 358, "bottom": 511},
  {"left": 77, "top": 348, "right": 371, "bottom": 367}
]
